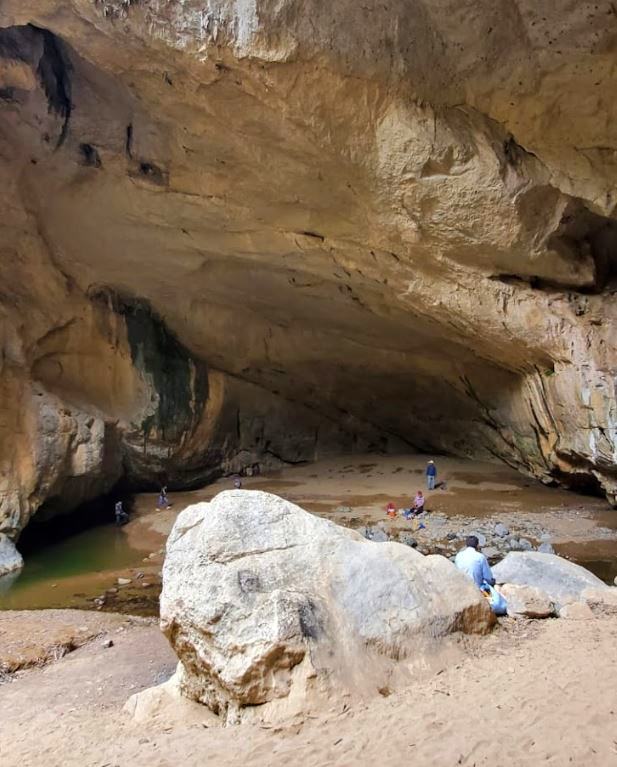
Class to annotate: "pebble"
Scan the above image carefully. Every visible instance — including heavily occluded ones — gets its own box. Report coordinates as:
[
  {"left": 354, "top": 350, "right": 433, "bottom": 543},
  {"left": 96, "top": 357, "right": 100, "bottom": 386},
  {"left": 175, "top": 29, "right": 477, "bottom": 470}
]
[
  {"left": 101, "top": 639, "right": 114, "bottom": 649},
  {"left": 518, "top": 538, "right": 533, "bottom": 551},
  {"left": 481, "top": 547, "right": 500, "bottom": 560},
  {"left": 538, "top": 542, "right": 555, "bottom": 554},
  {"left": 117, "top": 577, "right": 131, "bottom": 586}
]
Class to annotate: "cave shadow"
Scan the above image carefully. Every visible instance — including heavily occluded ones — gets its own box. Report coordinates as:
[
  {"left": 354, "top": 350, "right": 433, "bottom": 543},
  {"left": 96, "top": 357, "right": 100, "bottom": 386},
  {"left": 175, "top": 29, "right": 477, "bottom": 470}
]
[{"left": 17, "top": 484, "right": 137, "bottom": 556}]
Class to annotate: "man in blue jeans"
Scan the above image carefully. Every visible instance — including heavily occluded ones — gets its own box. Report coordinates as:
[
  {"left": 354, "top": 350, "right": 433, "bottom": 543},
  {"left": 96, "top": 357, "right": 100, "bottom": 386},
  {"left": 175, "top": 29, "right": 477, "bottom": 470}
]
[{"left": 426, "top": 459, "right": 437, "bottom": 490}]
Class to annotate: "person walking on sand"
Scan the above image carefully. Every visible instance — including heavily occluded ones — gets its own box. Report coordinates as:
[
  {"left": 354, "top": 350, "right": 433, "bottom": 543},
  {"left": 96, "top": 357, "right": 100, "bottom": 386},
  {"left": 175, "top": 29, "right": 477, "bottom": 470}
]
[
  {"left": 426, "top": 459, "right": 437, "bottom": 490},
  {"left": 157, "top": 486, "right": 170, "bottom": 510},
  {"left": 454, "top": 535, "right": 494, "bottom": 589}
]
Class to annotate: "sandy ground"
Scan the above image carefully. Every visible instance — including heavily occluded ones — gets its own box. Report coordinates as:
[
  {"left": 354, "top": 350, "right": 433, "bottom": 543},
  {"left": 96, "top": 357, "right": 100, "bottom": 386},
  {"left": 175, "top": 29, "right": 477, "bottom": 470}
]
[
  {"left": 1, "top": 609, "right": 617, "bottom": 766},
  {"left": 130, "top": 453, "right": 617, "bottom": 548}
]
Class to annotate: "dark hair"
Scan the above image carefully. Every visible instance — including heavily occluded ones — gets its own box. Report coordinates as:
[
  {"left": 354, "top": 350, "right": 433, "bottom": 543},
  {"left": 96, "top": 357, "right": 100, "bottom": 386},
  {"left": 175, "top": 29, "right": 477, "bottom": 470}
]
[{"left": 466, "top": 535, "right": 479, "bottom": 549}]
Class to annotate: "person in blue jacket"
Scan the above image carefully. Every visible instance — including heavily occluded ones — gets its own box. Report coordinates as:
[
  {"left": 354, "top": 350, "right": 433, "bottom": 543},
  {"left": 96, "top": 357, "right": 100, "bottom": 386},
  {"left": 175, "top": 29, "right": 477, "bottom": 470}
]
[{"left": 426, "top": 459, "right": 437, "bottom": 490}]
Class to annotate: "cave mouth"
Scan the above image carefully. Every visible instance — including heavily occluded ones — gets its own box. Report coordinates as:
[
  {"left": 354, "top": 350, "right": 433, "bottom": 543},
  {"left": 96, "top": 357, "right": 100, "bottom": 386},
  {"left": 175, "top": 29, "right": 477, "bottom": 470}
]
[{"left": 16, "top": 485, "right": 135, "bottom": 556}]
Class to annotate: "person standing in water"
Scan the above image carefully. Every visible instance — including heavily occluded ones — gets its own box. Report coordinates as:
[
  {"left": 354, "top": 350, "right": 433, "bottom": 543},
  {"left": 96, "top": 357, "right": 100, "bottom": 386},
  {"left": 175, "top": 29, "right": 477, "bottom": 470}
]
[
  {"left": 114, "top": 500, "right": 128, "bottom": 526},
  {"left": 426, "top": 459, "right": 437, "bottom": 490}
]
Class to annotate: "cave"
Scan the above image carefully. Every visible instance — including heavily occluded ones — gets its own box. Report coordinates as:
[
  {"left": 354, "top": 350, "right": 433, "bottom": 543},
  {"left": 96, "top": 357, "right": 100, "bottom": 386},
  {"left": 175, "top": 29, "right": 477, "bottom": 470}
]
[{"left": 1, "top": 4, "right": 616, "bottom": 557}]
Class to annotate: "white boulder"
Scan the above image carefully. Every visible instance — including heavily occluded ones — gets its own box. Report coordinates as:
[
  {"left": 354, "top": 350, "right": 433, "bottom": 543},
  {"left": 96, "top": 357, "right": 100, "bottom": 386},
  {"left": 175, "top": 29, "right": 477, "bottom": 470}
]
[
  {"left": 492, "top": 552, "right": 607, "bottom": 607},
  {"left": 159, "top": 490, "right": 494, "bottom": 721}
]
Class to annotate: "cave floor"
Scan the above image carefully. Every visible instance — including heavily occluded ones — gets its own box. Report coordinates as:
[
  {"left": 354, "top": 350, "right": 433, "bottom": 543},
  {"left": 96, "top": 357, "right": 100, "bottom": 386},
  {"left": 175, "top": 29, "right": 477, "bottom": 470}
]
[
  {"left": 2, "top": 454, "right": 616, "bottom": 614},
  {"left": 1, "top": 607, "right": 617, "bottom": 767}
]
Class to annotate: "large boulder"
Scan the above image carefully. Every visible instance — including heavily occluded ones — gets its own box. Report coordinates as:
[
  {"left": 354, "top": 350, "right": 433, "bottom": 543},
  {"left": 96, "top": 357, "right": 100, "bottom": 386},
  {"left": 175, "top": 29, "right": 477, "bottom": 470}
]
[
  {"left": 160, "top": 490, "right": 494, "bottom": 721},
  {"left": 0, "top": 533, "right": 23, "bottom": 578},
  {"left": 493, "top": 552, "right": 607, "bottom": 607}
]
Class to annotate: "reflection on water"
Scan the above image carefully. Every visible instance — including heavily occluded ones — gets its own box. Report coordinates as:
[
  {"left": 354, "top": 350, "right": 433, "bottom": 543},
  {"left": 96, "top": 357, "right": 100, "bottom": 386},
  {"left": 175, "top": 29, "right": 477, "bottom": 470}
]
[{"left": 0, "top": 524, "right": 143, "bottom": 611}]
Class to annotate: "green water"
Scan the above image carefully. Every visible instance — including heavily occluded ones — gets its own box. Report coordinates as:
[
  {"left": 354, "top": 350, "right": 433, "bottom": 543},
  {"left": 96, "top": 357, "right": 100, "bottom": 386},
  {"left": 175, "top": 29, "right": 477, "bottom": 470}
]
[{"left": 0, "top": 524, "right": 144, "bottom": 611}]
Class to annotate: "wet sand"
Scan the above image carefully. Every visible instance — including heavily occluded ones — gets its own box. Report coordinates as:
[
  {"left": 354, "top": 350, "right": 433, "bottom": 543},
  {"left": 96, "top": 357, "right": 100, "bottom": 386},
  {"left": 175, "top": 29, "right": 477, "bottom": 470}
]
[{"left": 2, "top": 454, "right": 616, "bottom": 614}]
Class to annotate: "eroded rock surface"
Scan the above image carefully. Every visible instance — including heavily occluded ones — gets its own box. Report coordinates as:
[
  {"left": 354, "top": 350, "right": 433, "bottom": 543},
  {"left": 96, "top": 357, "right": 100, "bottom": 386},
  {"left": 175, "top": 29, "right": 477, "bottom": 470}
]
[
  {"left": 1, "top": 2, "right": 616, "bottom": 546},
  {"left": 159, "top": 490, "right": 493, "bottom": 721}
]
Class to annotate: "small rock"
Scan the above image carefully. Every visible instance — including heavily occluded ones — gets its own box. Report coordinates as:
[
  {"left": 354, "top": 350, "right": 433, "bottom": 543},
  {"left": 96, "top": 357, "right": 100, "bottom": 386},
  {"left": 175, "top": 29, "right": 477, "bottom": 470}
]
[
  {"left": 499, "top": 584, "right": 555, "bottom": 619},
  {"left": 481, "top": 547, "right": 500, "bottom": 561},
  {"left": 494, "top": 523, "right": 509, "bottom": 538},
  {"left": 101, "top": 639, "right": 114, "bottom": 649},
  {"left": 614, "top": 576, "right": 617, "bottom": 587},
  {"left": 537, "top": 542, "right": 555, "bottom": 554},
  {"left": 142, "top": 582, "right": 151, "bottom": 588},
  {"left": 540, "top": 533, "right": 552, "bottom": 543},
  {"left": 369, "top": 527, "right": 389, "bottom": 543},
  {"left": 117, "top": 577, "right": 131, "bottom": 586},
  {"left": 134, "top": 571, "right": 145, "bottom": 580},
  {"left": 105, "top": 587, "right": 119, "bottom": 595},
  {"left": 446, "top": 532, "right": 457, "bottom": 541},
  {"left": 558, "top": 601, "right": 594, "bottom": 620},
  {"left": 518, "top": 538, "right": 533, "bottom": 551},
  {"left": 507, "top": 537, "right": 522, "bottom": 551}
]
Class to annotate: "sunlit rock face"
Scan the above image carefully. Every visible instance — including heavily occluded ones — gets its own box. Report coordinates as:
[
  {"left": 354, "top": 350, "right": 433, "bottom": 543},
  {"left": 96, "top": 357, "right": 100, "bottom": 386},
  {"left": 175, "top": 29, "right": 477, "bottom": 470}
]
[{"left": 1, "top": 1, "right": 616, "bottom": 539}]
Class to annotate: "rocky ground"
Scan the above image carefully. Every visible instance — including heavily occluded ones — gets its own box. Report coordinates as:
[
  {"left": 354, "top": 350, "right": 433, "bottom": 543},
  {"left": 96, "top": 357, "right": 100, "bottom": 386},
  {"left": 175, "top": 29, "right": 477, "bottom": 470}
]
[{"left": 1, "top": 607, "right": 617, "bottom": 766}]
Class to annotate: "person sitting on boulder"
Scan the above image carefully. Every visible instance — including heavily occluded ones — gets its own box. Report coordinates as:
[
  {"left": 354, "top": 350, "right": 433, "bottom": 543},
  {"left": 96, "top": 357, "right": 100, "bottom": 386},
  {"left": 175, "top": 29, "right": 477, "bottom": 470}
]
[
  {"left": 454, "top": 535, "right": 494, "bottom": 589},
  {"left": 413, "top": 491, "right": 425, "bottom": 514}
]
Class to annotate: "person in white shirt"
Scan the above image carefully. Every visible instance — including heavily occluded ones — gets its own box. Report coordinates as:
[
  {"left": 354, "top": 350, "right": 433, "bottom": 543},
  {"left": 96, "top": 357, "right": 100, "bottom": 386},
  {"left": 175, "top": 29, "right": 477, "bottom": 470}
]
[{"left": 454, "top": 535, "right": 495, "bottom": 589}]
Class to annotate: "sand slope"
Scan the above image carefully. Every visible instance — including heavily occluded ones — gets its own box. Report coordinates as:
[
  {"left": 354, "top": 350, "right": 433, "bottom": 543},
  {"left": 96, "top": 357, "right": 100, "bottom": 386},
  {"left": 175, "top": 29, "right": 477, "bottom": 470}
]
[{"left": 1, "top": 609, "right": 616, "bottom": 766}]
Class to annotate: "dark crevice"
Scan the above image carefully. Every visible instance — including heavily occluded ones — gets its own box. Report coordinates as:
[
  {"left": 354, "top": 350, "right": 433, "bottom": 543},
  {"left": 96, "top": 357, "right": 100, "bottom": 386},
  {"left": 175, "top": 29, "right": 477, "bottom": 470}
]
[
  {"left": 132, "top": 160, "right": 168, "bottom": 186},
  {"left": 547, "top": 201, "right": 617, "bottom": 293},
  {"left": 297, "top": 231, "right": 325, "bottom": 242},
  {"left": 79, "top": 142, "right": 102, "bottom": 168},
  {"left": 36, "top": 27, "right": 72, "bottom": 148},
  {"left": 125, "top": 123, "right": 133, "bottom": 158},
  {"left": 0, "top": 25, "right": 72, "bottom": 147}
]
